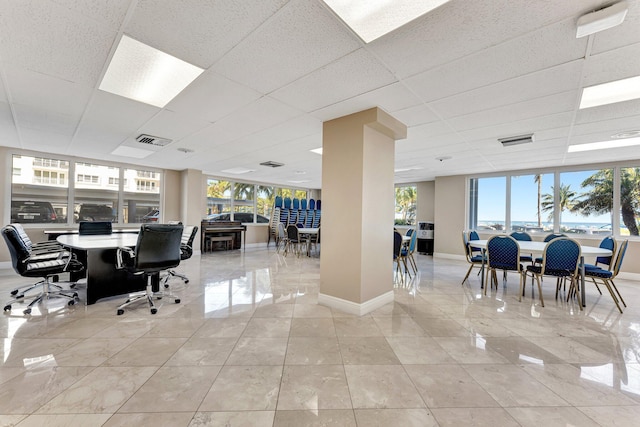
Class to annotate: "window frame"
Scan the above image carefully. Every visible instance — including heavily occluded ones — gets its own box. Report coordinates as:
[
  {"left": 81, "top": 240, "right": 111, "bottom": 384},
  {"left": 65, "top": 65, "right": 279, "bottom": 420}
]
[
  {"left": 7, "top": 150, "right": 163, "bottom": 227},
  {"left": 467, "top": 162, "right": 637, "bottom": 240}
]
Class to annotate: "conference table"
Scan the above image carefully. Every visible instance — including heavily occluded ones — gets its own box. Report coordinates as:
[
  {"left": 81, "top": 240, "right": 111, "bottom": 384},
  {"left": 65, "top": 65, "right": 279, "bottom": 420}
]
[
  {"left": 471, "top": 239, "right": 612, "bottom": 307},
  {"left": 57, "top": 233, "right": 146, "bottom": 305}
]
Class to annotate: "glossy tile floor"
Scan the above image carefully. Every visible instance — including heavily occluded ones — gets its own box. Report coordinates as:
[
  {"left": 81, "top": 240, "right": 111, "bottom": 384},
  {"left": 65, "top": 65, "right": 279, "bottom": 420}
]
[{"left": 1, "top": 247, "right": 640, "bottom": 426}]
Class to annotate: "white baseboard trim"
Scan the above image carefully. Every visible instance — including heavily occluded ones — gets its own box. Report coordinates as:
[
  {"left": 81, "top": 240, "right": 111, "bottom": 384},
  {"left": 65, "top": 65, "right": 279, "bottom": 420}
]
[
  {"left": 433, "top": 253, "right": 466, "bottom": 262},
  {"left": 0, "top": 261, "right": 11, "bottom": 270},
  {"left": 617, "top": 272, "right": 640, "bottom": 282},
  {"left": 318, "top": 290, "right": 394, "bottom": 316}
]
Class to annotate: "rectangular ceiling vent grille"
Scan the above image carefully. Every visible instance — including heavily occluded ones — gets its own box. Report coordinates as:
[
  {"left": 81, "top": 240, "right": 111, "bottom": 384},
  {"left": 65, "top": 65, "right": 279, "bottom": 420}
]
[
  {"left": 260, "top": 161, "right": 284, "bottom": 168},
  {"left": 135, "top": 134, "right": 172, "bottom": 147},
  {"left": 499, "top": 134, "right": 534, "bottom": 147}
]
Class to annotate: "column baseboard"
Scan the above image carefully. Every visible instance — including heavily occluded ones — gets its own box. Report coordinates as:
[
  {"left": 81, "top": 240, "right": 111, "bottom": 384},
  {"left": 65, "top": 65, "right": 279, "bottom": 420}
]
[{"left": 318, "top": 291, "right": 394, "bottom": 316}]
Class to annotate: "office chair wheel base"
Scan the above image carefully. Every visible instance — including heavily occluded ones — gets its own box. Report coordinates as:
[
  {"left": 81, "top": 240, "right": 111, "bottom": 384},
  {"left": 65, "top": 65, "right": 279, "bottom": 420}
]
[
  {"left": 117, "top": 309, "right": 124, "bottom": 316},
  {"left": 23, "top": 308, "right": 31, "bottom": 315},
  {"left": 184, "top": 279, "right": 189, "bottom": 284},
  {"left": 174, "top": 299, "right": 180, "bottom": 304},
  {"left": 164, "top": 284, "right": 169, "bottom": 289},
  {"left": 3, "top": 304, "right": 11, "bottom": 312},
  {"left": 68, "top": 300, "right": 75, "bottom": 306},
  {"left": 10, "top": 290, "right": 18, "bottom": 296},
  {"left": 15, "top": 294, "right": 24, "bottom": 299},
  {"left": 150, "top": 308, "right": 157, "bottom": 314},
  {"left": 72, "top": 293, "right": 78, "bottom": 298}
]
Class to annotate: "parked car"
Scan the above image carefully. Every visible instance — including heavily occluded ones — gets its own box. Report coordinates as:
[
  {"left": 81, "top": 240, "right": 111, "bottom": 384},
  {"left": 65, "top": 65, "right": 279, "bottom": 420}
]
[
  {"left": 142, "top": 209, "right": 160, "bottom": 223},
  {"left": 75, "top": 204, "right": 116, "bottom": 222},
  {"left": 11, "top": 201, "right": 58, "bottom": 223},
  {"left": 204, "top": 212, "right": 270, "bottom": 223}
]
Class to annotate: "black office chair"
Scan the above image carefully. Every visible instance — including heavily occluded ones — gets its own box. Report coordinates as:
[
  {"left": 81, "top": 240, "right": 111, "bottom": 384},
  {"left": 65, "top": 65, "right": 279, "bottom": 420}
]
[
  {"left": 2, "top": 224, "right": 84, "bottom": 315},
  {"left": 5, "top": 223, "right": 73, "bottom": 299},
  {"left": 78, "top": 221, "right": 113, "bottom": 235},
  {"left": 162, "top": 225, "right": 198, "bottom": 288},
  {"left": 116, "top": 223, "right": 183, "bottom": 315}
]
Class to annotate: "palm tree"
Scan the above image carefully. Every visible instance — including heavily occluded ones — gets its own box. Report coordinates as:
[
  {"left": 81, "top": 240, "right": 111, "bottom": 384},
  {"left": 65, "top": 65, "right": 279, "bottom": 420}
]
[
  {"left": 534, "top": 174, "right": 542, "bottom": 227},
  {"left": 572, "top": 168, "right": 640, "bottom": 236},
  {"left": 541, "top": 184, "right": 579, "bottom": 224},
  {"left": 395, "top": 186, "right": 417, "bottom": 225}
]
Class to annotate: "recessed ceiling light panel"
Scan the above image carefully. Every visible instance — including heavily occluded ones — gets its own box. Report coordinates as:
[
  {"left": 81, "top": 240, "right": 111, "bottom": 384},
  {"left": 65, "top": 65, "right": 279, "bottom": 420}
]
[
  {"left": 579, "top": 75, "right": 640, "bottom": 109},
  {"left": 323, "top": 0, "right": 452, "bottom": 43},
  {"left": 576, "top": 1, "right": 628, "bottom": 38},
  {"left": 99, "top": 35, "right": 204, "bottom": 108},
  {"left": 568, "top": 137, "right": 640, "bottom": 152},
  {"left": 221, "top": 167, "right": 255, "bottom": 174}
]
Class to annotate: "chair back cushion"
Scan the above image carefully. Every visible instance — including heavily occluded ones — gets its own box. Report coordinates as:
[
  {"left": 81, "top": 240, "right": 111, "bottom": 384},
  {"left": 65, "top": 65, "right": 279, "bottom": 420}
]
[
  {"left": 612, "top": 240, "right": 628, "bottom": 276},
  {"left": 134, "top": 224, "right": 183, "bottom": 272},
  {"left": 596, "top": 236, "right": 616, "bottom": 266},
  {"left": 79, "top": 221, "right": 113, "bottom": 235},
  {"left": 487, "top": 235, "right": 520, "bottom": 270},
  {"left": 2, "top": 225, "right": 31, "bottom": 273},
  {"left": 393, "top": 231, "right": 403, "bottom": 259},
  {"left": 544, "top": 233, "right": 566, "bottom": 242},
  {"left": 180, "top": 225, "right": 198, "bottom": 260},
  {"left": 543, "top": 238, "right": 580, "bottom": 273},
  {"left": 509, "top": 231, "right": 532, "bottom": 241}
]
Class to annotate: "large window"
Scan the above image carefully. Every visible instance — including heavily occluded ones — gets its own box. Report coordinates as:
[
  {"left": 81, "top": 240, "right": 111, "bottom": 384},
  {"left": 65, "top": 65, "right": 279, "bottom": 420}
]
[
  {"left": 257, "top": 185, "right": 274, "bottom": 222},
  {"left": 206, "top": 179, "right": 231, "bottom": 216},
  {"left": 510, "top": 173, "right": 553, "bottom": 234},
  {"left": 233, "top": 183, "right": 254, "bottom": 215},
  {"left": 395, "top": 185, "right": 416, "bottom": 226},
  {"left": 74, "top": 162, "right": 119, "bottom": 223},
  {"left": 123, "top": 168, "right": 160, "bottom": 224},
  {"left": 11, "top": 155, "right": 69, "bottom": 224},
  {"left": 559, "top": 169, "right": 611, "bottom": 234},
  {"left": 9, "top": 154, "right": 163, "bottom": 226},
  {"left": 469, "top": 177, "right": 505, "bottom": 231},
  {"left": 469, "top": 166, "right": 638, "bottom": 237},
  {"left": 620, "top": 167, "right": 640, "bottom": 236}
]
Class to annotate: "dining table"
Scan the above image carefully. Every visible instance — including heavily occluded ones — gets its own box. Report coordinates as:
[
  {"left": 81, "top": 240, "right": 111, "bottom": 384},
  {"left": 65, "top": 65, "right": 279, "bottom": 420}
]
[
  {"left": 297, "top": 227, "right": 319, "bottom": 256},
  {"left": 471, "top": 239, "right": 612, "bottom": 307}
]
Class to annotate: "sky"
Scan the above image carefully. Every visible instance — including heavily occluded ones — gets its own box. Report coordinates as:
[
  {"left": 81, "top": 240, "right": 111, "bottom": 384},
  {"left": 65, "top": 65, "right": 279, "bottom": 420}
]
[{"left": 478, "top": 169, "right": 611, "bottom": 225}]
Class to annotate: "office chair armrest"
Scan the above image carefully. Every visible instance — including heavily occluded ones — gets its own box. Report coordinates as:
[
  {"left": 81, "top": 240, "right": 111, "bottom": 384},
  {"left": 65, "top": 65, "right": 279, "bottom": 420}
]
[
  {"left": 116, "top": 247, "right": 135, "bottom": 269},
  {"left": 31, "top": 241, "right": 66, "bottom": 253},
  {"left": 180, "top": 245, "right": 193, "bottom": 259},
  {"left": 25, "top": 250, "right": 70, "bottom": 264}
]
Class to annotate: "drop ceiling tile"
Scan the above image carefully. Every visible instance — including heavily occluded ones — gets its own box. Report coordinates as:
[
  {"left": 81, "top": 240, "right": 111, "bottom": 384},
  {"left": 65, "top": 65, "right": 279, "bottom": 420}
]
[
  {"left": 581, "top": 42, "right": 640, "bottom": 87},
  {"left": 167, "top": 72, "right": 262, "bottom": 123},
  {"left": 447, "top": 92, "right": 576, "bottom": 132},
  {"left": 138, "top": 110, "right": 213, "bottom": 142},
  {"left": 72, "top": 91, "right": 160, "bottom": 154},
  {"left": 270, "top": 48, "right": 396, "bottom": 112},
  {"left": 203, "top": 96, "right": 304, "bottom": 143},
  {"left": 370, "top": 0, "right": 594, "bottom": 79},
  {"left": 404, "top": 24, "right": 585, "bottom": 105},
  {"left": 590, "top": 0, "right": 640, "bottom": 55},
  {"left": 430, "top": 62, "right": 583, "bottom": 119},
  {"left": 313, "top": 83, "right": 426, "bottom": 124},
  {"left": 0, "top": 0, "right": 116, "bottom": 86},
  {"left": 212, "top": 0, "right": 361, "bottom": 93},
  {"left": 50, "top": 0, "right": 131, "bottom": 30},
  {"left": 126, "top": 0, "right": 288, "bottom": 69}
]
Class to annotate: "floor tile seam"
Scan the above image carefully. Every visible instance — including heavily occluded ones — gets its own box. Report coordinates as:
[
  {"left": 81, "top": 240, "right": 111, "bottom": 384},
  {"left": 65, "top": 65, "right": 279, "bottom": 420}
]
[{"left": 459, "top": 363, "right": 574, "bottom": 408}]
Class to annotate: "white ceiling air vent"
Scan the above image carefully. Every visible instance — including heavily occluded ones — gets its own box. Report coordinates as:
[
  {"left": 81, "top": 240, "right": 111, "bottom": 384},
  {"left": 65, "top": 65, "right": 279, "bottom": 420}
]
[
  {"left": 135, "top": 134, "right": 172, "bottom": 147},
  {"left": 499, "top": 134, "right": 534, "bottom": 147},
  {"left": 260, "top": 161, "right": 284, "bottom": 168}
]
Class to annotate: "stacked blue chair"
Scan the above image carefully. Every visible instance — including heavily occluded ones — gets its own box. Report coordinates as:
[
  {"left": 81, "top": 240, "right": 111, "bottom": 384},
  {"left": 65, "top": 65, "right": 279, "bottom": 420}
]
[
  {"left": 292, "top": 198, "right": 300, "bottom": 209},
  {"left": 316, "top": 200, "right": 321, "bottom": 210},
  {"left": 312, "top": 210, "right": 321, "bottom": 227},
  {"left": 309, "top": 199, "right": 316, "bottom": 210},
  {"left": 301, "top": 199, "right": 307, "bottom": 210},
  {"left": 304, "top": 211, "right": 314, "bottom": 227},
  {"left": 284, "top": 197, "right": 292, "bottom": 209},
  {"left": 275, "top": 196, "right": 283, "bottom": 208}
]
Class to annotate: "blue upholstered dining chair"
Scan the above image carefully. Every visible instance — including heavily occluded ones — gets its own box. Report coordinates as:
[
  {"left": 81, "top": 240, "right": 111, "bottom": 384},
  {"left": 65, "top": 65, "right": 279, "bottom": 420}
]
[
  {"left": 524, "top": 237, "right": 581, "bottom": 308},
  {"left": 485, "top": 235, "right": 523, "bottom": 295},
  {"left": 509, "top": 231, "right": 533, "bottom": 263},
  {"left": 393, "top": 231, "right": 406, "bottom": 284},
  {"left": 583, "top": 236, "right": 617, "bottom": 296},
  {"left": 585, "top": 239, "right": 628, "bottom": 313},
  {"left": 301, "top": 198, "right": 307, "bottom": 210},
  {"left": 308, "top": 198, "right": 316, "bottom": 210},
  {"left": 534, "top": 233, "right": 567, "bottom": 264},
  {"left": 461, "top": 231, "right": 485, "bottom": 285},
  {"left": 400, "top": 231, "right": 418, "bottom": 276}
]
